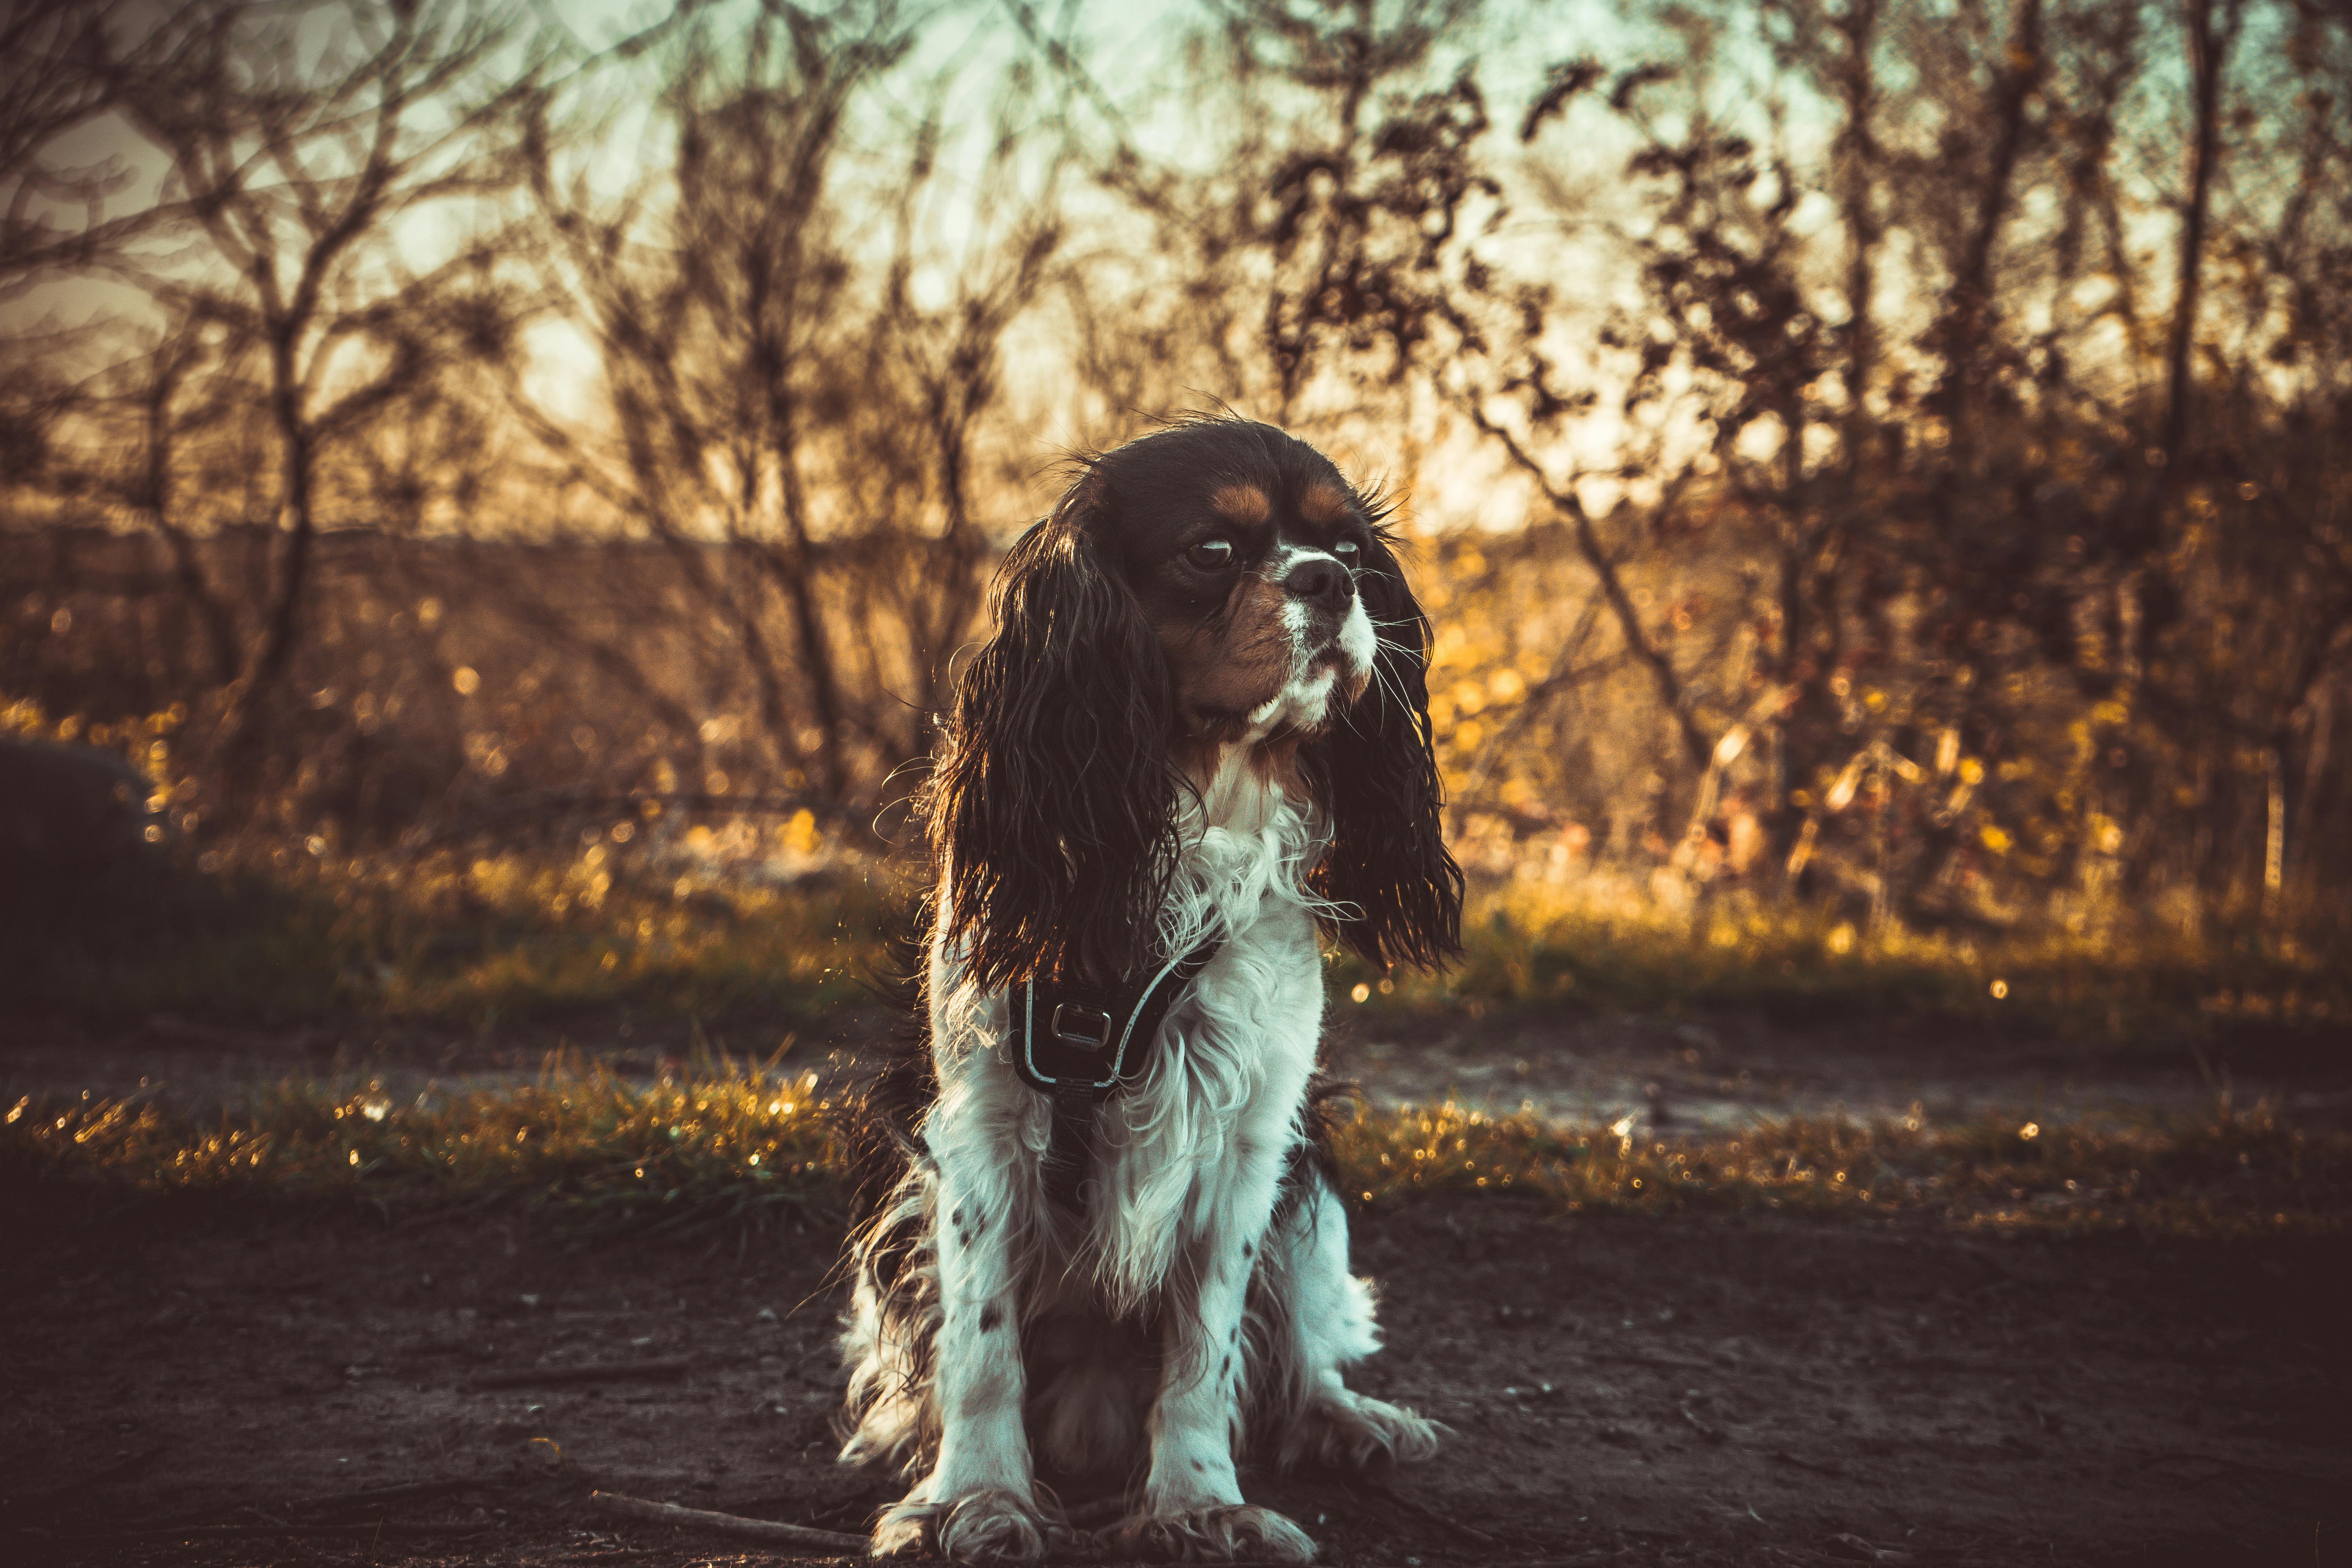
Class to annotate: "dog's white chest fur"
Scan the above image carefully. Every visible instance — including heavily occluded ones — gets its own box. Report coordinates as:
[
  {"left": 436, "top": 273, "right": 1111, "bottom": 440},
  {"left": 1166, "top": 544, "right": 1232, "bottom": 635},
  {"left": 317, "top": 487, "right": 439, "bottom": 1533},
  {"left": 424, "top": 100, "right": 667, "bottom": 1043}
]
[{"left": 927, "top": 756, "right": 1328, "bottom": 1311}]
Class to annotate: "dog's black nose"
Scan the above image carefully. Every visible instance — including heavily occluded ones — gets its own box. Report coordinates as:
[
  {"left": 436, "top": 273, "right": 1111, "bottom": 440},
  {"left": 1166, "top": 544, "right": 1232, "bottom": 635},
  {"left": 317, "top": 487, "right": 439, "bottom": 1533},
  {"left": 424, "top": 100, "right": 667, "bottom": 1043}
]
[{"left": 1283, "top": 555, "right": 1354, "bottom": 612}]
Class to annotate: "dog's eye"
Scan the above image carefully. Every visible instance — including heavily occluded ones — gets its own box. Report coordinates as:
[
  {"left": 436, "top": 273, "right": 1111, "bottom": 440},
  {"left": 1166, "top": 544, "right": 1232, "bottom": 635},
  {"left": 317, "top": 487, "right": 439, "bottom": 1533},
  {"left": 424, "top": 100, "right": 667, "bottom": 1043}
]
[
  {"left": 1333, "top": 539, "right": 1362, "bottom": 564},
  {"left": 1187, "top": 538, "right": 1236, "bottom": 570}
]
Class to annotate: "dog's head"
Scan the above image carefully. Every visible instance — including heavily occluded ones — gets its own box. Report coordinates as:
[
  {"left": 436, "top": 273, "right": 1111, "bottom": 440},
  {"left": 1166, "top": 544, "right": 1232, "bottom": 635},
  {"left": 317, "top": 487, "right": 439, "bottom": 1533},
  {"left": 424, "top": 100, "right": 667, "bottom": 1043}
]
[{"left": 929, "top": 417, "right": 1463, "bottom": 991}]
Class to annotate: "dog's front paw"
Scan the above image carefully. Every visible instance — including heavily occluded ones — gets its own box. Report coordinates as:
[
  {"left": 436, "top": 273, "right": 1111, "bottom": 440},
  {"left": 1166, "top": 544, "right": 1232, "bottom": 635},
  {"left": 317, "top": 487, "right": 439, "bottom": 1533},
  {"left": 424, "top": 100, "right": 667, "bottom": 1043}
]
[
  {"left": 873, "top": 1485, "right": 1067, "bottom": 1563},
  {"left": 1280, "top": 1390, "right": 1445, "bottom": 1471},
  {"left": 1111, "top": 1503, "right": 1317, "bottom": 1563}
]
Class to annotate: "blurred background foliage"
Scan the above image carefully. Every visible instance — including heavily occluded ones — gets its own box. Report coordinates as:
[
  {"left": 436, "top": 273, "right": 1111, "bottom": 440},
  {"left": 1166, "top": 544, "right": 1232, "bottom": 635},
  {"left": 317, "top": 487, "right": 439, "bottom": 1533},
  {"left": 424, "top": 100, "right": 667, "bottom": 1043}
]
[{"left": 2, "top": 0, "right": 2348, "bottom": 1031}]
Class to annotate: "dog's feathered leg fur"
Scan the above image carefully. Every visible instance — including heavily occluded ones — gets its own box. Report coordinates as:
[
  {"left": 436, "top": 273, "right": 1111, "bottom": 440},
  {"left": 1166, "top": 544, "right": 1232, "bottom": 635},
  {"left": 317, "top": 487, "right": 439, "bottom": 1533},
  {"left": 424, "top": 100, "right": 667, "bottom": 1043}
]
[
  {"left": 1247, "top": 1163, "right": 1445, "bottom": 1472},
  {"left": 1110, "top": 1044, "right": 1317, "bottom": 1561},
  {"left": 868, "top": 972, "right": 1070, "bottom": 1562}
]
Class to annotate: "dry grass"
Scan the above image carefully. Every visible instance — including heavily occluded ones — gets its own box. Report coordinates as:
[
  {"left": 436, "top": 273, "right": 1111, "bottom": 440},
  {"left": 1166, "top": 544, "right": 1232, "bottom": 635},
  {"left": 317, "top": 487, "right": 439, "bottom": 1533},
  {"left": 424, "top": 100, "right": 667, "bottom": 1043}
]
[
  {"left": 1332, "top": 877, "right": 2352, "bottom": 1038},
  {"left": 1330, "top": 1097, "right": 2344, "bottom": 1239},
  {"left": 2, "top": 1054, "right": 839, "bottom": 1238},
  {"left": 11, "top": 697, "right": 2347, "bottom": 1038},
  {"left": 15, "top": 828, "right": 2350, "bottom": 1043},
  {"left": 5, "top": 836, "right": 893, "bottom": 1029},
  {"left": 6, "top": 1057, "right": 2340, "bottom": 1240}
]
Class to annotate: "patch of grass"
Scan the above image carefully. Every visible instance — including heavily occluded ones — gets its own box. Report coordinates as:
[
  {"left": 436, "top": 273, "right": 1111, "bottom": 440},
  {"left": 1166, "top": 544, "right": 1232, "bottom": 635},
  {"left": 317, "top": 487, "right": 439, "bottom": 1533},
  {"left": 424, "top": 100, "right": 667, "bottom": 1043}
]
[
  {"left": 7, "top": 1060, "right": 2341, "bottom": 1240},
  {"left": 2, "top": 1054, "right": 839, "bottom": 1237},
  {"left": 1332, "top": 879, "right": 2352, "bottom": 1037},
  {"left": 12, "top": 820, "right": 2348, "bottom": 1039},
  {"left": 1330, "top": 1098, "right": 2345, "bottom": 1238},
  {"left": 2, "top": 839, "right": 893, "bottom": 1029}
]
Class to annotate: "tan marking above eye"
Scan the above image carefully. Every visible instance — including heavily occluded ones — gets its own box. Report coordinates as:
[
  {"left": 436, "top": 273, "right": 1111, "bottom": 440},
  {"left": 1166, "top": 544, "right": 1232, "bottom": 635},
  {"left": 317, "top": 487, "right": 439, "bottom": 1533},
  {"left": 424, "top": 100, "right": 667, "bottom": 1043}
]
[
  {"left": 1210, "top": 483, "right": 1272, "bottom": 524},
  {"left": 1298, "top": 482, "right": 1353, "bottom": 525}
]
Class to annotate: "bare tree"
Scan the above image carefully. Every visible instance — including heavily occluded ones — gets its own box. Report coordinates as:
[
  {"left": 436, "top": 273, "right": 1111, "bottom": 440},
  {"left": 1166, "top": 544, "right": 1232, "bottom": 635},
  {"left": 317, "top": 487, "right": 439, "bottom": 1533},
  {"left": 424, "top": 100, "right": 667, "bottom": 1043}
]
[
  {"left": 1, "top": 0, "right": 172, "bottom": 298},
  {"left": 1053, "top": 0, "right": 1494, "bottom": 433},
  {"left": 4, "top": 0, "right": 2347, "bottom": 919},
  {"left": 0, "top": 0, "right": 211, "bottom": 495},
  {"left": 1457, "top": 0, "right": 2352, "bottom": 920},
  {"left": 522, "top": 0, "right": 1062, "bottom": 806},
  {"left": 107, "top": 0, "right": 550, "bottom": 780}
]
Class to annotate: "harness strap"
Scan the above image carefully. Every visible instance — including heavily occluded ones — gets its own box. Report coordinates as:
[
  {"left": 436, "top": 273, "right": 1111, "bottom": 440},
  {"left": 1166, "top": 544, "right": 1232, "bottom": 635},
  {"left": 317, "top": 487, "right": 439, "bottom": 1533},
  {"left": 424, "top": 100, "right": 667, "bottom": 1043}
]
[
  {"left": 1011, "top": 934, "right": 1223, "bottom": 1213},
  {"left": 1041, "top": 1082, "right": 1100, "bottom": 1214}
]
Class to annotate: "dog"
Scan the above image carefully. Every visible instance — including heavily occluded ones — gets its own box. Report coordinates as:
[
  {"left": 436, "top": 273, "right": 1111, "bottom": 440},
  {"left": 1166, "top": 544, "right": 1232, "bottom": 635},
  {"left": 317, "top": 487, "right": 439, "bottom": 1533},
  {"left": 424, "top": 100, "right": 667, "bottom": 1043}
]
[{"left": 838, "top": 417, "right": 1463, "bottom": 1563}]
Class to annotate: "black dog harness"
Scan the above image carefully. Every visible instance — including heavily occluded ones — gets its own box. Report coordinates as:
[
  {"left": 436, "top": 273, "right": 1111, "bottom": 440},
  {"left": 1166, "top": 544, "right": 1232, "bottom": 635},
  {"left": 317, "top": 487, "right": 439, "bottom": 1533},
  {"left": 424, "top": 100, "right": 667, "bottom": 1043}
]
[{"left": 1010, "top": 935, "right": 1223, "bottom": 1212}]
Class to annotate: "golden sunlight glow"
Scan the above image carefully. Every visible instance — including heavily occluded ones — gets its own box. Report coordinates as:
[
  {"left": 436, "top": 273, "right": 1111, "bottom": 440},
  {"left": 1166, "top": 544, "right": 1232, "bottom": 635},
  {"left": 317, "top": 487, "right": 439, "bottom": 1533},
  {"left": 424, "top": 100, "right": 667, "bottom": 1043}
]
[{"left": 12, "top": 1073, "right": 2312, "bottom": 1237}]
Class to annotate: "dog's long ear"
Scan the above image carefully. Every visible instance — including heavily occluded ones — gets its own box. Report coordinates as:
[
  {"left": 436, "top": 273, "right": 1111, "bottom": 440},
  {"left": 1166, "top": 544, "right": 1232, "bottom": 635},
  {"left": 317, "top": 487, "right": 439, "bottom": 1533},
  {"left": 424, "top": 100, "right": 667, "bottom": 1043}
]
[
  {"left": 929, "top": 478, "right": 1178, "bottom": 993},
  {"left": 1308, "top": 532, "right": 1464, "bottom": 970}
]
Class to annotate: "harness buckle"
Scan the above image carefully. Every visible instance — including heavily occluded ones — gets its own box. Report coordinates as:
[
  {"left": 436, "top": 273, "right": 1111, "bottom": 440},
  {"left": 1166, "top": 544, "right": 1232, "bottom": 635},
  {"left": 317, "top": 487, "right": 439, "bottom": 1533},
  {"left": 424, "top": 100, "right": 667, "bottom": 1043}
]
[
  {"left": 1013, "top": 935, "right": 1224, "bottom": 1213},
  {"left": 1049, "top": 1002, "right": 1116, "bottom": 1051}
]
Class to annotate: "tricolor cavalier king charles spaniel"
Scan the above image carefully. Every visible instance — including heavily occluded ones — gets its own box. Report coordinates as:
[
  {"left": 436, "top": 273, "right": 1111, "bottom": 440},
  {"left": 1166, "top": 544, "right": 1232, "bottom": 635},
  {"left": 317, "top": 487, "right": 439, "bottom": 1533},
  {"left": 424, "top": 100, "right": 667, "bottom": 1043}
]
[{"left": 838, "top": 418, "right": 1463, "bottom": 1563}]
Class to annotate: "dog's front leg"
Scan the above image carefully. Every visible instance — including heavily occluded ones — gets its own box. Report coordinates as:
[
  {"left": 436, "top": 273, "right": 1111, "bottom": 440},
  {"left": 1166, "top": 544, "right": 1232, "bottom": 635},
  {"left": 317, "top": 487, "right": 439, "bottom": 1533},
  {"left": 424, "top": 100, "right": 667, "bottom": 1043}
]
[
  {"left": 1116, "top": 1138, "right": 1316, "bottom": 1564},
  {"left": 873, "top": 1172, "right": 1053, "bottom": 1563}
]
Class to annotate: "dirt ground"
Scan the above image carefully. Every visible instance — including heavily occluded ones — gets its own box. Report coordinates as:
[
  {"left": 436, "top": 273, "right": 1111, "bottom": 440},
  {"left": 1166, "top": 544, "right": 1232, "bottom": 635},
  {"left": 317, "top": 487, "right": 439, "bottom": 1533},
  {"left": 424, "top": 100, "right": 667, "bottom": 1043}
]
[
  {"left": 4, "top": 1175, "right": 2345, "bottom": 1568},
  {"left": 6, "top": 1004, "right": 2348, "bottom": 1565}
]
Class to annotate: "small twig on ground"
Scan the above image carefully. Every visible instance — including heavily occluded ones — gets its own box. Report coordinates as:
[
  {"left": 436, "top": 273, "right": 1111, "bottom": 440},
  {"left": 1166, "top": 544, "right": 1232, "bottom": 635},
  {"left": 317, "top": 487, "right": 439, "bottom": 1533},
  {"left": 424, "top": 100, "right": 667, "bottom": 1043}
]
[
  {"left": 1770, "top": 1448, "right": 1848, "bottom": 1478},
  {"left": 586, "top": 1490, "right": 869, "bottom": 1552},
  {"left": 1678, "top": 1399, "right": 1727, "bottom": 1444},
  {"left": 742, "top": 1486, "right": 891, "bottom": 1531},
  {"left": 470, "top": 1357, "right": 695, "bottom": 1390}
]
